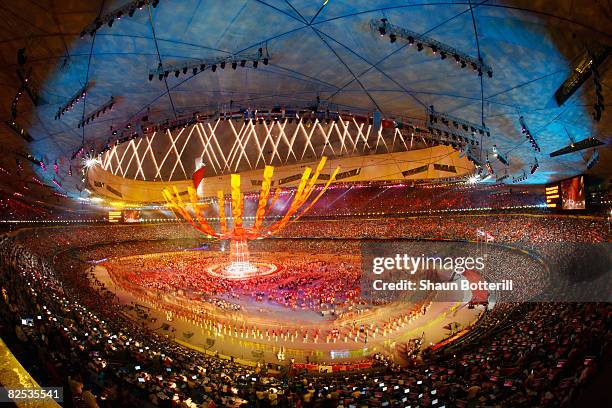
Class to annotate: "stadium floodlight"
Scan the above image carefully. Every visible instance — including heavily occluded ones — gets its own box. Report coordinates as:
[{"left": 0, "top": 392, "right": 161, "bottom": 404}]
[{"left": 83, "top": 155, "right": 101, "bottom": 169}]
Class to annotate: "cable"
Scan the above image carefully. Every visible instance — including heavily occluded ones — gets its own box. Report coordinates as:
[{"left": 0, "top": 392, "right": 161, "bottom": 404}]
[
  {"left": 81, "top": 0, "right": 106, "bottom": 145},
  {"left": 467, "top": 0, "right": 485, "bottom": 159},
  {"left": 147, "top": 2, "right": 177, "bottom": 119}
]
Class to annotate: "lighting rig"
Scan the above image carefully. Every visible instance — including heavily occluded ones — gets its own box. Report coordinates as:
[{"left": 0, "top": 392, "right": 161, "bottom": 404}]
[
  {"left": 512, "top": 170, "right": 528, "bottom": 183},
  {"left": 71, "top": 145, "right": 85, "bottom": 160},
  {"left": 491, "top": 145, "right": 509, "bottom": 166},
  {"left": 54, "top": 83, "right": 88, "bottom": 120},
  {"left": 519, "top": 116, "right": 540, "bottom": 152},
  {"left": 11, "top": 49, "right": 42, "bottom": 119},
  {"left": 592, "top": 63, "right": 604, "bottom": 122},
  {"left": 10, "top": 82, "right": 25, "bottom": 119},
  {"left": 461, "top": 144, "right": 484, "bottom": 168},
  {"left": 586, "top": 149, "right": 599, "bottom": 170},
  {"left": 4, "top": 120, "right": 34, "bottom": 143},
  {"left": 148, "top": 48, "right": 270, "bottom": 81},
  {"left": 16, "top": 69, "right": 42, "bottom": 107},
  {"left": 549, "top": 137, "right": 604, "bottom": 157},
  {"left": 15, "top": 48, "right": 42, "bottom": 106},
  {"left": 372, "top": 19, "right": 492, "bottom": 77},
  {"left": 530, "top": 157, "right": 539, "bottom": 174},
  {"left": 495, "top": 171, "right": 509, "bottom": 183},
  {"left": 81, "top": 0, "right": 159, "bottom": 38},
  {"left": 426, "top": 106, "right": 486, "bottom": 149},
  {"left": 77, "top": 97, "right": 115, "bottom": 128},
  {"left": 554, "top": 45, "right": 609, "bottom": 106},
  {"left": 485, "top": 156, "right": 494, "bottom": 175}
]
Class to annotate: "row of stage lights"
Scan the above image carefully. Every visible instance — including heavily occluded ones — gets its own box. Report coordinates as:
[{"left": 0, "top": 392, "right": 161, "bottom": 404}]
[
  {"left": 7, "top": 49, "right": 41, "bottom": 144},
  {"left": 54, "top": 84, "right": 88, "bottom": 120},
  {"left": 519, "top": 116, "right": 540, "bottom": 153},
  {"left": 512, "top": 171, "right": 528, "bottom": 183},
  {"left": 374, "top": 19, "right": 493, "bottom": 78},
  {"left": 80, "top": 0, "right": 159, "bottom": 38},
  {"left": 77, "top": 97, "right": 115, "bottom": 128},
  {"left": 148, "top": 48, "right": 270, "bottom": 81}
]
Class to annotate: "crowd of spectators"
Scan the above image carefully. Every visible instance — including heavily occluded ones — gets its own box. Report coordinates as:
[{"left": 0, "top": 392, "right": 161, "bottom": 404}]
[
  {"left": 263, "top": 184, "right": 545, "bottom": 217},
  {"left": 0, "top": 211, "right": 609, "bottom": 407}
]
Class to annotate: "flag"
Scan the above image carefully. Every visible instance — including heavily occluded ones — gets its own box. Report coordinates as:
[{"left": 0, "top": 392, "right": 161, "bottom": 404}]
[{"left": 192, "top": 164, "right": 206, "bottom": 196}]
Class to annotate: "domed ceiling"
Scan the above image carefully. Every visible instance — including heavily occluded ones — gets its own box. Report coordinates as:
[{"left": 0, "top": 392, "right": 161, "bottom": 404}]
[{"left": 0, "top": 0, "right": 610, "bottom": 207}]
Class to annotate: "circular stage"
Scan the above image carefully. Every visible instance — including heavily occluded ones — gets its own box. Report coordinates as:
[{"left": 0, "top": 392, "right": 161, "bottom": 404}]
[{"left": 205, "top": 260, "right": 279, "bottom": 280}]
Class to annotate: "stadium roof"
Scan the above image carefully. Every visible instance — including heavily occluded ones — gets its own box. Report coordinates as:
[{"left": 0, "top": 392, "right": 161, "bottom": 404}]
[{"left": 0, "top": 0, "right": 610, "bottom": 206}]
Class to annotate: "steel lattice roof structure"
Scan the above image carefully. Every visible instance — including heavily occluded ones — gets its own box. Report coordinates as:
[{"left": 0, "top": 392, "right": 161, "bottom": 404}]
[{"left": 0, "top": 0, "right": 610, "bottom": 206}]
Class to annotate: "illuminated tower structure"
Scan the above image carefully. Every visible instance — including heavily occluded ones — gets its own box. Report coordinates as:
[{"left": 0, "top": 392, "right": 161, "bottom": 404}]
[{"left": 162, "top": 157, "right": 338, "bottom": 278}]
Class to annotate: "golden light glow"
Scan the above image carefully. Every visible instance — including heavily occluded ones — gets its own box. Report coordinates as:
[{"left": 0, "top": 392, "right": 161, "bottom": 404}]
[{"left": 161, "top": 157, "right": 338, "bottom": 239}]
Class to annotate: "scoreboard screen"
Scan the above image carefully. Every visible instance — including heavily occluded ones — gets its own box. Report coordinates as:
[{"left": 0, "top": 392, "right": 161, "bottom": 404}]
[
  {"left": 545, "top": 175, "right": 585, "bottom": 210},
  {"left": 560, "top": 176, "right": 585, "bottom": 210},
  {"left": 108, "top": 210, "right": 142, "bottom": 223}
]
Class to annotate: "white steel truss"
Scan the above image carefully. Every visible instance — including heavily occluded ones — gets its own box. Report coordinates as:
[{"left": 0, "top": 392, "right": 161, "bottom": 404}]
[{"left": 101, "top": 118, "right": 424, "bottom": 181}]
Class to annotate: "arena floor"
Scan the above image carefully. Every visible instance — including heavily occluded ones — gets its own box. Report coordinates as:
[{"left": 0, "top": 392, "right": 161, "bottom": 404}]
[{"left": 90, "top": 240, "right": 485, "bottom": 365}]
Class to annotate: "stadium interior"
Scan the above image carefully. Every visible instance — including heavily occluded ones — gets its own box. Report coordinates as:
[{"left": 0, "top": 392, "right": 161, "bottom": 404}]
[{"left": 0, "top": 1, "right": 610, "bottom": 407}]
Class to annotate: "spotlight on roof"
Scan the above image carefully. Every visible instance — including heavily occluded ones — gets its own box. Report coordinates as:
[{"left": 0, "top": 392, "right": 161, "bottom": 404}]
[
  {"left": 253, "top": 60, "right": 258, "bottom": 68},
  {"left": 174, "top": 70, "right": 179, "bottom": 78},
  {"left": 211, "top": 64, "right": 217, "bottom": 72},
  {"left": 83, "top": 156, "right": 101, "bottom": 169},
  {"left": 128, "top": 7, "right": 135, "bottom": 17},
  {"left": 152, "top": 0, "right": 159, "bottom": 7},
  {"left": 232, "top": 61, "right": 237, "bottom": 70},
  {"left": 240, "top": 60, "right": 246, "bottom": 67},
  {"left": 182, "top": 67, "right": 188, "bottom": 74},
  {"left": 148, "top": 73, "right": 154, "bottom": 81},
  {"left": 389, "top": 34, "right": 396, "bottom": 43},
  {"left": 220, "top": 61, "right": 226, "bottom": 69},
  {"left": 192, "top": 67, "right": 197, "bottom": 75},
  {"left": 416, "top": 43, "right": 423, "bottom": 51},
  {"left": 263, "top": 57, "right": 269, "bottom": 65},
  {"left": 200, "top": 64, "right": 205, "bottom": 71},
  {"left": 487, "top": 70, "right": 493, "bottom": 78}
]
